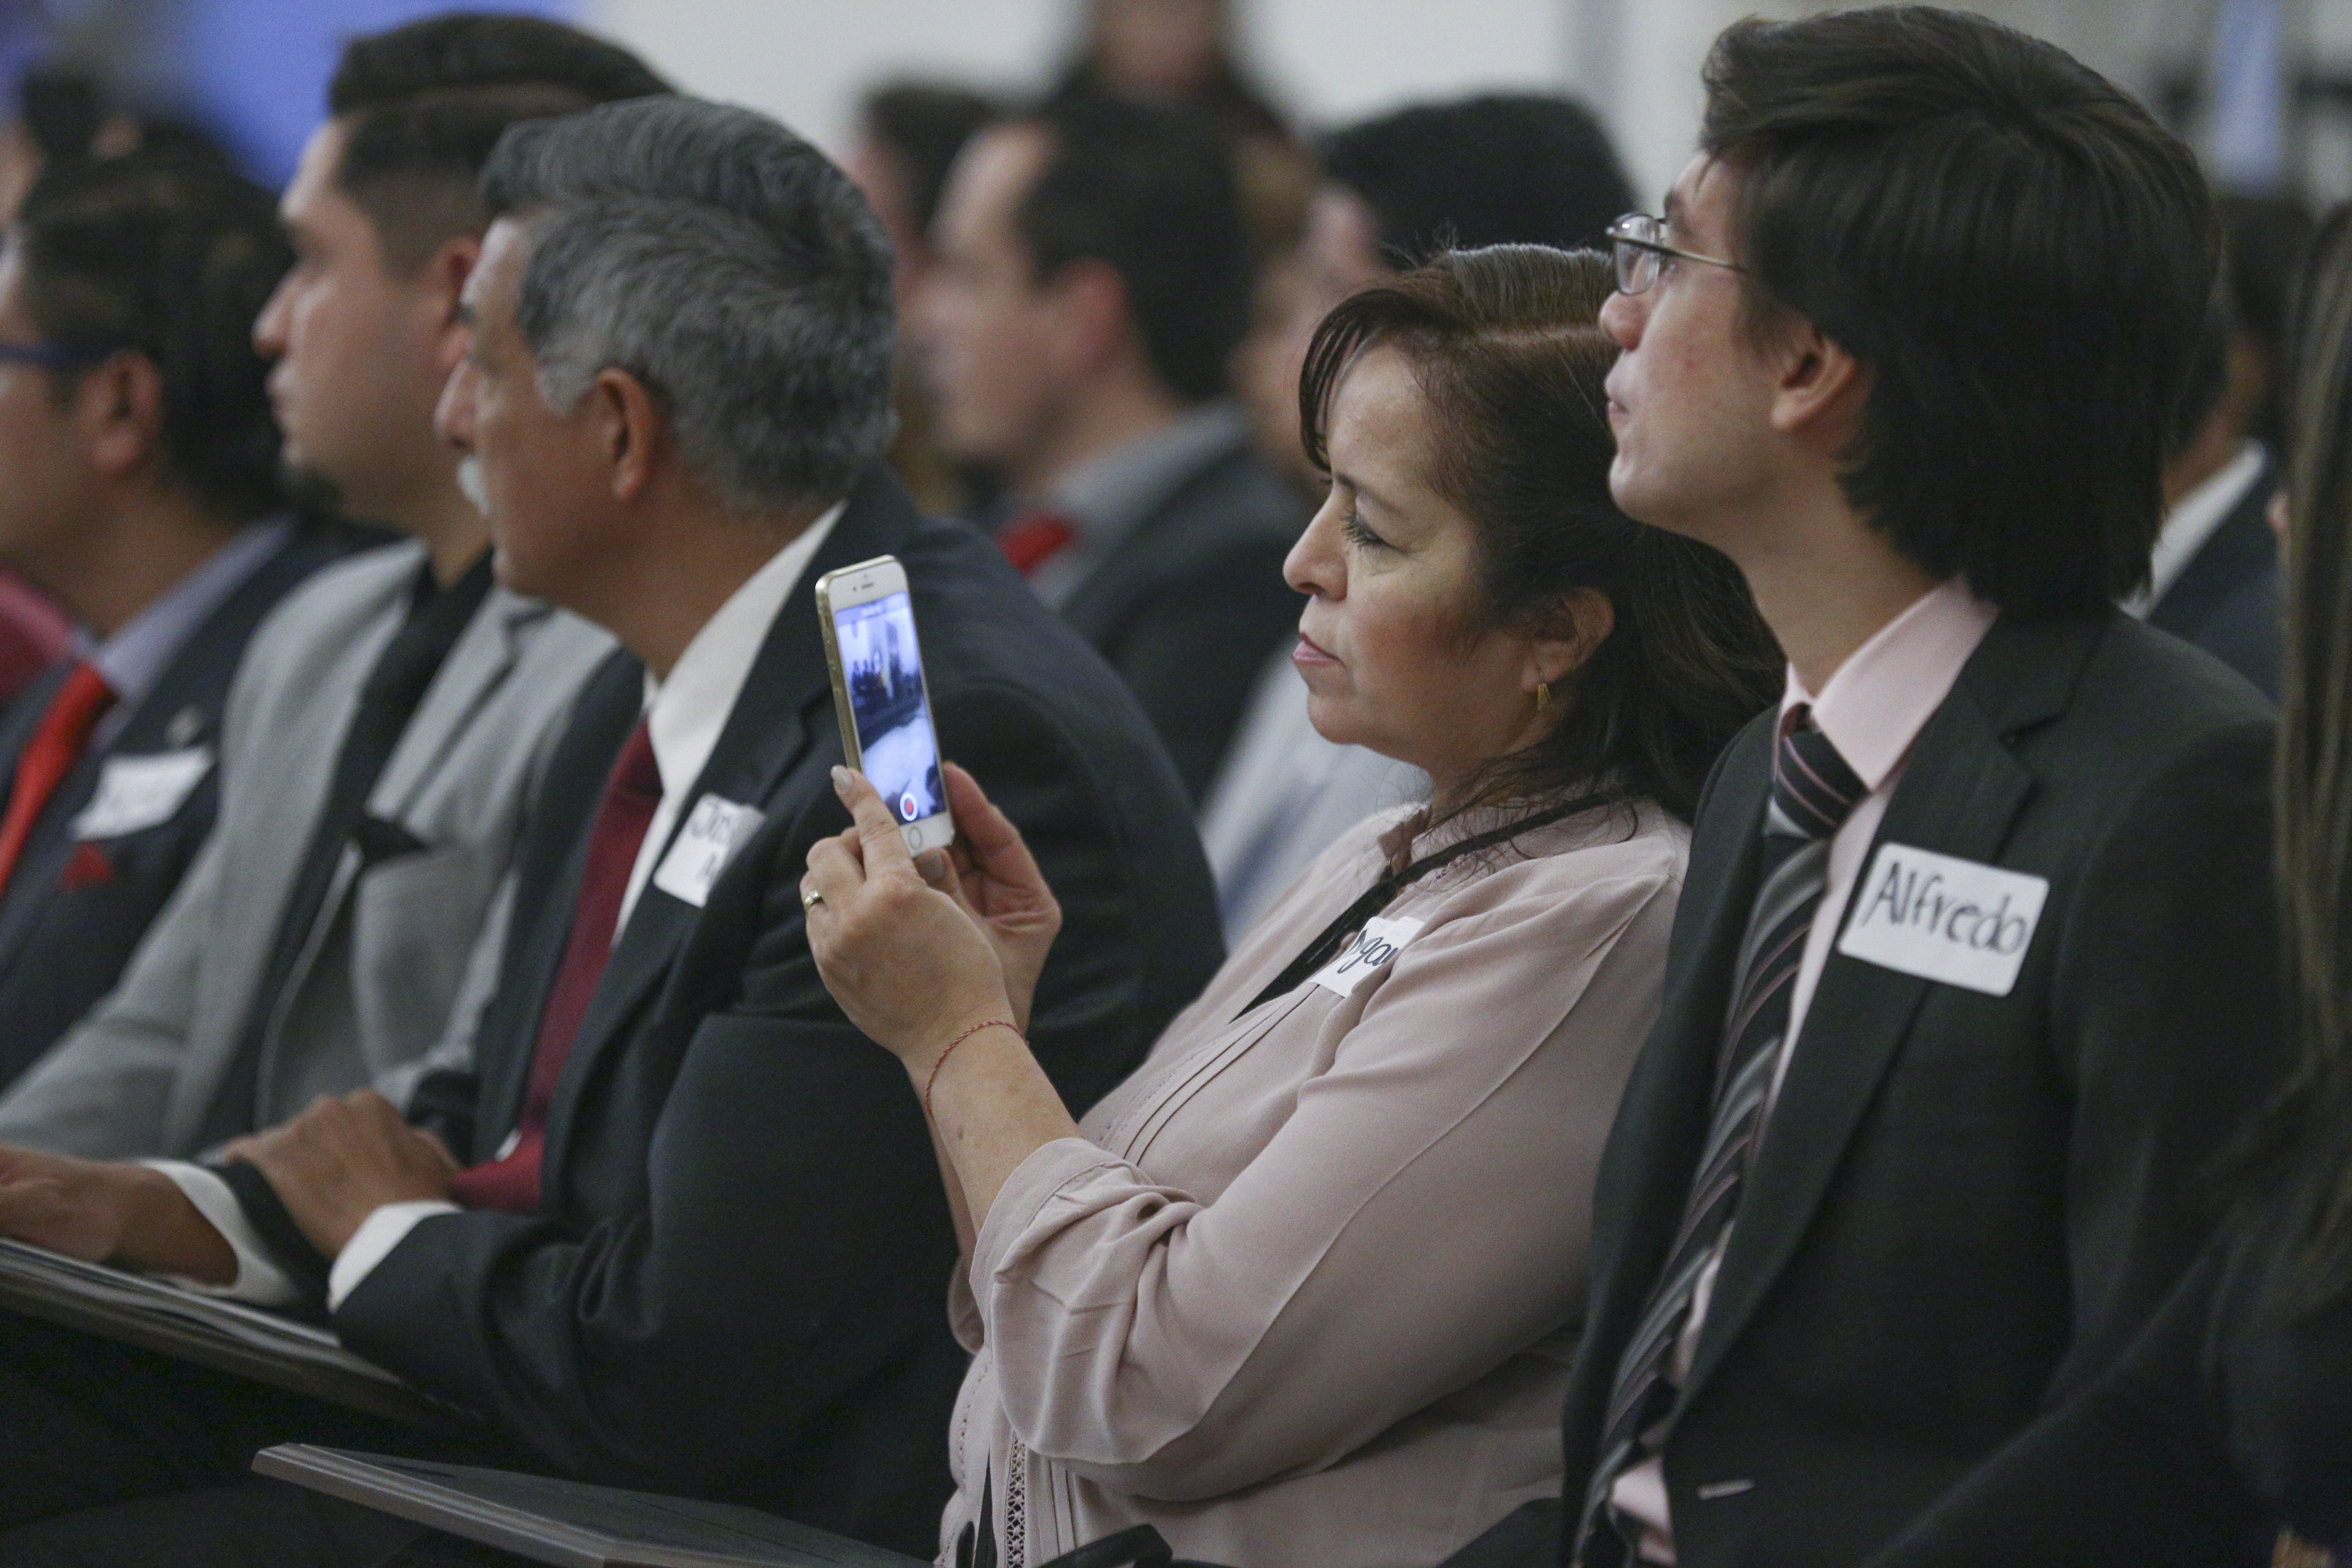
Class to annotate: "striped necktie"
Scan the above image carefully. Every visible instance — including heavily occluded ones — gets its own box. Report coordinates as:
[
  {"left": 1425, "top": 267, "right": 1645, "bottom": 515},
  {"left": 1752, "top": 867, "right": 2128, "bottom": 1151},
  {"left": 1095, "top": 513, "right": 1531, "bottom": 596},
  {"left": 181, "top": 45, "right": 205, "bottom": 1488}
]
[{"left": 1574, "top": 706, "right": 1866, "bottom": 1566}]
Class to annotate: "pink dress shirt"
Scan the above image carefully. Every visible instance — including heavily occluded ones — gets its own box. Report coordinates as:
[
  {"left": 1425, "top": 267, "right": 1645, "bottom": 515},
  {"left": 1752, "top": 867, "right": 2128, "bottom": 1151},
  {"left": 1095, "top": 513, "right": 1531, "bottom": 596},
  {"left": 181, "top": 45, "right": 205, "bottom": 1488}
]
[{"left": 1611, "top": 579, "right": 1997, "bottom": 1563}]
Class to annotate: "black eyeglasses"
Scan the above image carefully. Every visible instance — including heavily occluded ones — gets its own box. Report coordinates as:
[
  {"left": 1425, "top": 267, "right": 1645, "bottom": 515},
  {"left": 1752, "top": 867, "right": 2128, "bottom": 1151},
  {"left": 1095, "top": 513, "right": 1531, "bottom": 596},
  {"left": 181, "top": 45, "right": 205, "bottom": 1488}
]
[
  {"left": 1605, "top": 213, "right": 1745, "bottom": 295},
  {"left": 0, "top": 341, "right": 118, "bottom": 371}
]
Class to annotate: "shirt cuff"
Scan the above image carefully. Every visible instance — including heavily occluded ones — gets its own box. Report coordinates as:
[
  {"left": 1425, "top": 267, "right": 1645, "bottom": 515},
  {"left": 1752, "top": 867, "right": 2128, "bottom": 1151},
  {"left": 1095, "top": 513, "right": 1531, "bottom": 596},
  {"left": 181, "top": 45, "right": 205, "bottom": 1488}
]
[
  {"left": 138, "top": 1160, "right": 299, "bottom": 1307},
  {"left": 328, "top": 1200, "right": 459, "bottom": 1312}
]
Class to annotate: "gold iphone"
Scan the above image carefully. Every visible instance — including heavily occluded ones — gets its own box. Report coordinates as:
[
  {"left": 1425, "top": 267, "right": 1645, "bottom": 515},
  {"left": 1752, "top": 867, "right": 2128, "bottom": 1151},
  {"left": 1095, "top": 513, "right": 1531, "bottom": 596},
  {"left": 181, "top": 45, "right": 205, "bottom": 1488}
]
[{"left": 815, "top": 554, "right": 953, "bottom": 855}]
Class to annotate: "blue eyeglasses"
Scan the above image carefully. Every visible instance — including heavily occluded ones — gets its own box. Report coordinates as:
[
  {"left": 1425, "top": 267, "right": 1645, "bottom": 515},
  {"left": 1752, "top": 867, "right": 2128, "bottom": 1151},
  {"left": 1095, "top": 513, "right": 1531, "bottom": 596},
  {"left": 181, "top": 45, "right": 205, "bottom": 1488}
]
[{"left": 0, "top": 341, "right": 118, "bottom": 371}]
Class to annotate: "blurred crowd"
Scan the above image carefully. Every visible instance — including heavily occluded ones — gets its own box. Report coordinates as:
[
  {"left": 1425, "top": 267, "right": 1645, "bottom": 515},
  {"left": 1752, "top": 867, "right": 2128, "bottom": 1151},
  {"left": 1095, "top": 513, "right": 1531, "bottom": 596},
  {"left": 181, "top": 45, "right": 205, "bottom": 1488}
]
[{"left": 0, "top": 5, "right": 2325, "bottom": 1568}]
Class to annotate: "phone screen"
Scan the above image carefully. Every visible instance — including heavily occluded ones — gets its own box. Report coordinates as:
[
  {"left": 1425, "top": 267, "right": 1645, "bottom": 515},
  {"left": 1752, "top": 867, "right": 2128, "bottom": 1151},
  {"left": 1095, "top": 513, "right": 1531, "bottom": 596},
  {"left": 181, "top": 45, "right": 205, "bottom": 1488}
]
[{"left": 832, "top": 589, "right": 944, "bottom": 826}]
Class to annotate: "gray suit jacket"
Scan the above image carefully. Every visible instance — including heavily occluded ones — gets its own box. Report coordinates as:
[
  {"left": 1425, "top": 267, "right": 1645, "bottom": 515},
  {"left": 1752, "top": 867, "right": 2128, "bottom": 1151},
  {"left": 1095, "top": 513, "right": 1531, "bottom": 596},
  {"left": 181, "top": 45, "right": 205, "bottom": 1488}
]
[{"left": 0, "top": 541, "right": 614, "bottom": 1158}]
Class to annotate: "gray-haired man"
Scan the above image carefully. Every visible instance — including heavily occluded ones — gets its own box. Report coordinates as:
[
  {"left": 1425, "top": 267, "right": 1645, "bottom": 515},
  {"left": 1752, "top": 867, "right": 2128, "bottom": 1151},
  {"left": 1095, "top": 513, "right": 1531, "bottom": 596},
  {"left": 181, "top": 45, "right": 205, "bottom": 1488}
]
[{"left": 0, "top": 96, "right": 1219, "bottom": 1567}]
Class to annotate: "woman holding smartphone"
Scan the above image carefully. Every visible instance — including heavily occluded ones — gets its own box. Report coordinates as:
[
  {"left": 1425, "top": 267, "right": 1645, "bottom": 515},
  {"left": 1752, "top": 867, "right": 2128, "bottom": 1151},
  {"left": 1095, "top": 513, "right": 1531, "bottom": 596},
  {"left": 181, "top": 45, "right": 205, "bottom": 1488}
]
[
  {"left": 1852, "top": 208, "right": 2352, "bottom": 1568},
  {"left": 800, "top": 246, "right": 1778, "bottom": 1567}
]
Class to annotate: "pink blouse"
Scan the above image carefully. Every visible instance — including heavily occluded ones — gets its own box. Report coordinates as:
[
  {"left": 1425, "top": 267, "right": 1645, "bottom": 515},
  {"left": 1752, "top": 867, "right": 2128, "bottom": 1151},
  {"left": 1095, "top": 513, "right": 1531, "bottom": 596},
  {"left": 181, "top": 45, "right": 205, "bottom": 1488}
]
[{"left": 939, "top": 798, "right": 1688, "bottom": 1567}]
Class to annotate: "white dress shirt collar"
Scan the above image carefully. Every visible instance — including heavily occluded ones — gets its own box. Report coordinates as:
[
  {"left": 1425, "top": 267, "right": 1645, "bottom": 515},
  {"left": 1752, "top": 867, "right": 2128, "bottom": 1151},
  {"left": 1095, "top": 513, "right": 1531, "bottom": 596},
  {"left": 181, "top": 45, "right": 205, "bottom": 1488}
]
[
  {"left": 2129, "top": 440, "right": 2267, "bottom": 617},
  {"left": 617, "top": 501, "right": 844, "bottom": 929}
]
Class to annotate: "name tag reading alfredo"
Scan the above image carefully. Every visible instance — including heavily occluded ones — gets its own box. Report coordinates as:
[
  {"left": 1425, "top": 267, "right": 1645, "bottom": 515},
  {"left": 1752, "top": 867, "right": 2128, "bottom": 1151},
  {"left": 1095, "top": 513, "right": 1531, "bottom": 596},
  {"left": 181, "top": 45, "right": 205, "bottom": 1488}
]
[
  {"left": 1311, "top": 915, "right": 1425, "bottom": 998},
  {"left": 653, "top": 795, "right": 765, "bottom": 909},
  {"left": 1836, "top": 842, "right": 2049, "bottom": 996},
  {"left": 72, "top": 748, "right": 212, "bottom": 840}
]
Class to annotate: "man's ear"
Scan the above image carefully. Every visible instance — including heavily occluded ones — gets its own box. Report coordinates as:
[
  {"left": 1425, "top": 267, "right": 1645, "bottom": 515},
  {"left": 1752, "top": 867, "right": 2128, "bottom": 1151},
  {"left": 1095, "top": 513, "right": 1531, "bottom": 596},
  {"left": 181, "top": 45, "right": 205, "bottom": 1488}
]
[
  {"left": 78, "top": 351, "right": 166, "bottom": 481},
  {"left": 1045, "top": 256, "right": 1133, "bottom": 382},
  {"left": 590, "top": 366, "right": 665, "bottom": 505},
  {"left": 424, "top": 234, "right": 485, "bottom": 376},
  {"left": 1768, "top": 319, "right": 1869, "bottom": 453}
]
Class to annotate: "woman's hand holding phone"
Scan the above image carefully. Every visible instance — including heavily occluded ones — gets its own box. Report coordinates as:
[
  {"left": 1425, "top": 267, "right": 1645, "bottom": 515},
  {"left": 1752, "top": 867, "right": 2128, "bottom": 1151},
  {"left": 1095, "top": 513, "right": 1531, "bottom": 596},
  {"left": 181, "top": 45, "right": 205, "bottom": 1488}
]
[{"left": 803, "top": 761, "right": 1062, "bottom": 1073}]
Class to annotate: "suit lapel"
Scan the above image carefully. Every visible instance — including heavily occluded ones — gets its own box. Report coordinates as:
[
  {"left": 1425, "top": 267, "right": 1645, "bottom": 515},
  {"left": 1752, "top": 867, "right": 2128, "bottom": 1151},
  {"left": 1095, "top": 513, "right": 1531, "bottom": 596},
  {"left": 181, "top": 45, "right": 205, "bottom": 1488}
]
[
  {"left": 1679, "top": 615, "right": 2102, "bottom": 1401},
  {"left": 1588, "top": 728, "right": 1774, "bottom": 1322},
  {"left": 475, "top": 653, "right": 642, "bottom": 1151},
  {"left": 0, "top": 528, "right": 325, "bottom": 967},
  {"left": 535, "top": 474, "right": 914, "bottom": 1182}
]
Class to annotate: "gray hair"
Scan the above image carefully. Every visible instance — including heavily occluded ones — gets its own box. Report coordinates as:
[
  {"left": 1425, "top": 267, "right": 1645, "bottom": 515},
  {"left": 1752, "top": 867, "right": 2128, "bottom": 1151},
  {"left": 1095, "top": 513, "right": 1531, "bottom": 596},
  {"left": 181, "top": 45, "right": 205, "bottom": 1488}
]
[{"left": 480, "top": 96, "right": 896, "bottom": 510}]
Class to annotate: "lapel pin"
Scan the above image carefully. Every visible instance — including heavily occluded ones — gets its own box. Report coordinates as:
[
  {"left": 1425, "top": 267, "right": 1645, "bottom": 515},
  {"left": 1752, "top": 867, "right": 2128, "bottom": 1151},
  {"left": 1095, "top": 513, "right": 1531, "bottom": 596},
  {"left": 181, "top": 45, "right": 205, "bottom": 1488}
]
[{"left": 165, "top": 706, "right": 202, "bottom": 747}]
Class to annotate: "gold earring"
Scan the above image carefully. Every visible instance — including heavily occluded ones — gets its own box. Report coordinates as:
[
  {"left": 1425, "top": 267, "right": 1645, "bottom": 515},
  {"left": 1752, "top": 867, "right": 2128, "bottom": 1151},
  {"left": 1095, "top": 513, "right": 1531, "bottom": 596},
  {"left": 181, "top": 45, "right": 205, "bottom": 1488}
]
[{"left": 1535, "top": 681, "right": 1551, "bottom": 715}]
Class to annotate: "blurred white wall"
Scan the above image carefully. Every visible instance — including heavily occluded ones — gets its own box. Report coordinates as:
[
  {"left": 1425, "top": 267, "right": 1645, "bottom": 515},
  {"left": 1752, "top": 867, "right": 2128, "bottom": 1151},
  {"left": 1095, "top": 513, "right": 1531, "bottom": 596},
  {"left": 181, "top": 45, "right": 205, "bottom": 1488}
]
[
  {"left": 584, "top": 0, "right": 2347, "bottom": 212},
  {"left": 586, "top": 0, "right": 1570, "bottom": 159}
]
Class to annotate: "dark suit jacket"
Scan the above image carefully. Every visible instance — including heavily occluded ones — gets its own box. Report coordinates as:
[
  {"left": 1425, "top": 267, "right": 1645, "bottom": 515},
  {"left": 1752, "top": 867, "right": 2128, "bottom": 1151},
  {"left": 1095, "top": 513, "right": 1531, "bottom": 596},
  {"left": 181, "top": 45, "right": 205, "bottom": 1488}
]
[
  {"left": 1051, "top": 422, "right": 1304, "bottom": 802},
  {"left": 0, "top": 525, "right": 343, "bottom": 1091},
  {"left": 1557, "top": 611, "right": 2284, "bottom": 1568},
  {"left": 2150, "top": 454, "right": 2280, "bottom": 700},
  {"left": 313, "top": 469, "right": 1222, "bottom": 1555},
  {"left": 1859, "top": 1177, "right": 2347, "bottom": 1568}
]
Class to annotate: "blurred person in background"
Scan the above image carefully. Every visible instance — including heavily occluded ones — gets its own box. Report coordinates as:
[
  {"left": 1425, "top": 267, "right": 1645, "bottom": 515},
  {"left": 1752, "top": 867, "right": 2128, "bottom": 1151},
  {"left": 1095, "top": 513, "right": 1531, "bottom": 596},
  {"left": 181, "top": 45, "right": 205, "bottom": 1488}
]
[
  {"left": 0, "top": 61, "right": 173, "bottom": 703},
  {"left": 0, "top": 62, "right": 173, "bottom": 220},
  {"left": 0, "top": 147, "right": 350, "bottom": 1093},
  {"left": 1860, "top": 197, "right": 2352, "bottom": 1568},
  {"left": 846, "top": 78, "right": 998, "bottom": 516},
  {"left": 922, "top": 90, "right": 1304, "bottom": 800},
  {"left": 2130, "top": 195, "right": 2314, "bottom": 700},
  {"left": 1053, "top": 0, "right": 1286, "bottom": 140},
  {"left": 1210, "top": 92, "right": 1637, "bottom": 943},
  {"left": 0, "top": 13, "right": 658, "bottom": 1167},
  {"left": 803, "top": 244, "right": 1777, "bottom": 1568}
]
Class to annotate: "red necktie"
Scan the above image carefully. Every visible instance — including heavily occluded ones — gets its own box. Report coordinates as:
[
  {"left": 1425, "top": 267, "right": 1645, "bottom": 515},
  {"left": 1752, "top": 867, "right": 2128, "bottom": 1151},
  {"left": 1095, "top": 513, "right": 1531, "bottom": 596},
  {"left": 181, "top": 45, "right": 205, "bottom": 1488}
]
[
  {"left": 996, "top": 510, "right": 1077, "bottom": 577},
  {"left": 449, "top": 720, "right": 661, "bottom": 1213},
  {"left": 0, "top": 661, "right": 114, "bottom": 898}
]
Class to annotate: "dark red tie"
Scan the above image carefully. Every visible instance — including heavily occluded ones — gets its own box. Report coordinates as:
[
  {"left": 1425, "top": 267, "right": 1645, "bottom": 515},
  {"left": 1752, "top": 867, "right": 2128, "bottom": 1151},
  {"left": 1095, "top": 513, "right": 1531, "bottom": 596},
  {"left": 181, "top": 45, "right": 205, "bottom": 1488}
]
[
  {"left": 0, "top": 660, "right": 114, "bottom": 898},
  {"left": 449, "top": 720, "right": 661, "bottom": 1213},
  {"left": 996, "top": 510, "right": 1077, "bottom": 577}
]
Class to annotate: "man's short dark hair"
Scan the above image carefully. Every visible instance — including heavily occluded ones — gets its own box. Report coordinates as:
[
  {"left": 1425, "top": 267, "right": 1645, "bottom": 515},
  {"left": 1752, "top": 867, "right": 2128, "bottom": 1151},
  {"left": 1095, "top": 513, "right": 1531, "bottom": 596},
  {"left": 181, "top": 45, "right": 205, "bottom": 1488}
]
[
  {"left": 1011, "top": 92, "right": 1249, "bottom": 404},
  {"left": 482, "top": 97, "right": 898, "bottom": 509},
  {"left": 17, "top": 145, "right": 290, "bottom": 518},
  {"left": 327, "top": 13, "right": 670, "bottom": 274},
  {"left": 861, "top": 80, "right": 999, "bottom": 240},
  {"left": 1701, "top": 5, "right": 2219, "bottom": 617},
  {"left": 1320, "top": 93, "right": 1632, "bottom": 265}
]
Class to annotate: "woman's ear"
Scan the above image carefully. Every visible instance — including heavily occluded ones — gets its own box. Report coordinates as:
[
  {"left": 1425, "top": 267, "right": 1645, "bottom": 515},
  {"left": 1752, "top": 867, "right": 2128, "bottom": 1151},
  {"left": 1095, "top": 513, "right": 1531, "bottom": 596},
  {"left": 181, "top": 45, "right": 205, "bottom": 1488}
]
[{"left": 1527, "top": 587, "right": 1615, "bottom": 692}]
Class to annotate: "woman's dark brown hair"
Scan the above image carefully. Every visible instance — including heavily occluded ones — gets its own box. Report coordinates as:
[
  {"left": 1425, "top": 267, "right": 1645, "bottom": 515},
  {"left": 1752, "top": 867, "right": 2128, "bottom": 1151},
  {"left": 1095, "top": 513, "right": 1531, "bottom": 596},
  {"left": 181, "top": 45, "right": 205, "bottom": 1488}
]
[
  {"left": 2268, "top": 204, "right": 2352, "bottom": 1306},
  {"left": 1298, "top": 244, "right": 1781, "bottom": 823}
]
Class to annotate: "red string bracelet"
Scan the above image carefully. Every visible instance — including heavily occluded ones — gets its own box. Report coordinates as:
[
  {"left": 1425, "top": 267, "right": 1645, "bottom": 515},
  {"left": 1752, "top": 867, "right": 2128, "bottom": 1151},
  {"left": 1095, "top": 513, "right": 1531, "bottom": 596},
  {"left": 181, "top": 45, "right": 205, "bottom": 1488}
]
[{"left": 923, "top": 1019, "right": 1022, "bottom": 1119}]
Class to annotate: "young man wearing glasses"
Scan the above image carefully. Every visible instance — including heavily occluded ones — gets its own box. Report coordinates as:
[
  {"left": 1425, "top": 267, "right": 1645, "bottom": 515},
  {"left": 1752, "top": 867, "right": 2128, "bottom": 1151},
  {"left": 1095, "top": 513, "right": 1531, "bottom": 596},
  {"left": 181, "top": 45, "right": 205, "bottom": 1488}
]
[
  {"left": 0, "top": 148, "right": 351, "bottom": 1093},
  {"left": 1543, "top": 10, "right": 2283, "bottom": 1568}
]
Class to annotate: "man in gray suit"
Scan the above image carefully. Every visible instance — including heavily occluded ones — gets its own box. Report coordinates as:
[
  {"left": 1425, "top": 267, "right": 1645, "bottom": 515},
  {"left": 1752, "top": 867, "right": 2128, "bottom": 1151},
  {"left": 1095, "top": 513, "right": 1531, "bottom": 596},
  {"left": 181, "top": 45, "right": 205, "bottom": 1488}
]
[{"left": 0, "top": 16, "right": 668, "bottom": 1169}]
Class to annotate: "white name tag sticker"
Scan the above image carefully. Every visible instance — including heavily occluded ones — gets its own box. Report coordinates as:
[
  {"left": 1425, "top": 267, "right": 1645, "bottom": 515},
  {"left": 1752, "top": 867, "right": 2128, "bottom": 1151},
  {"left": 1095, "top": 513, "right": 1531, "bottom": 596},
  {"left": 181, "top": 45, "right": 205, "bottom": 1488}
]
[
  {"left": 71, "top": 748, "right": 212, "bottom": 840},
  {"left": 652, "top": 795, "right": 765, "bottom": 909},
  {"left": 1836, "top": 842, "right": 2049, "bottom": 996},
  {"left": 1311, "top": 915, "right": 1426, "bottom": 998}
]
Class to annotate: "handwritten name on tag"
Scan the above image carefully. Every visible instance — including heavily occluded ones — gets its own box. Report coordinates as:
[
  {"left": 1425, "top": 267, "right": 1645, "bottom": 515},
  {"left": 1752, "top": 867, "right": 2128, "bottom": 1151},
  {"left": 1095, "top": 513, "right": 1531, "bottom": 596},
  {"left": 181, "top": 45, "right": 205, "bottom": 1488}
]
[
  {"left": 652, "top": 795, "right": 765, "bottom": 909},
  {"left": 1836, "top": 842, "right": 2049, "bottom": 997},
  {"left": 71, "top": 748, "right": 212, "bottom": 840},
  {"left": 1311, "top": 915, "right": 1426, "bottom": 998}
]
